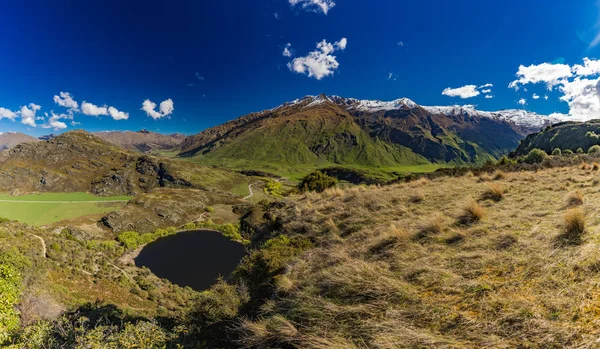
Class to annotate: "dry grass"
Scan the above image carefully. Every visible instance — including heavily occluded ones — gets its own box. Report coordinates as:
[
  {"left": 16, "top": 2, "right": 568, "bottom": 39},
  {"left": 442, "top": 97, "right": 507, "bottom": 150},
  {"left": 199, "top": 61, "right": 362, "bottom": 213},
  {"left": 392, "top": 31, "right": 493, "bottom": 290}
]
[
  {"left": 565, "top": 190, "right": 584, "bottom": 207},
  {"left": 559, "top": 208, "right": 586, "bottom": 244},
  {"left": 415, "top": 214, "right": 446, "bottom": 239},
  {"left": 457, "top": 197, "right": 485, "bottom": 225},
  {"left": 481, "top": 183, "right": 505, "bottom": 202},
  {"left": 238, "top": 164, "right": 600, "bottom": 348},
  {"left": 493, "top": 170, "right": 506, "bottom": 180},
  {"left": 594, "top": 162, "right": 600, "bottom": 171}
]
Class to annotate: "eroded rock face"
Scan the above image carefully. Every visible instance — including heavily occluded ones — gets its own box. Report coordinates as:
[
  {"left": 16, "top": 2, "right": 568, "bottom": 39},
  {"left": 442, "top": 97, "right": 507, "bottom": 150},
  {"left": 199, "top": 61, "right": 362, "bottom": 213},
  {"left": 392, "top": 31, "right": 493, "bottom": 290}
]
[{"left": 101, "top": 188, "right": 241, "bottom": 233}]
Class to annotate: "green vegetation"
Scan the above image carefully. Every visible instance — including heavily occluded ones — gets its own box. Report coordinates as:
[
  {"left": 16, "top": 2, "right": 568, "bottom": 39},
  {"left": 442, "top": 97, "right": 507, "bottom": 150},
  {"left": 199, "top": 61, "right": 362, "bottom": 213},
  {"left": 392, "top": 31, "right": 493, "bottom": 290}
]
[
  {"left": 117, "top": 227, "right": 177, "bottom": 250},
  {"left": 524, "top": 148, "right": 548, "bottom": 164},
  {"left": 515, "top": 120, "right": 600, "bottom": 156},
  {"left": 552, "top": 148, "right": 561, "bottom": 155},
  {"left": 0, "top": 192, "right": 131, "bottom": 226},
  {"left": 589, "top": 144, "right": 600, "bottom": 153},
  {"left": 298, "top": 171, "right": 338, "bottom": 193},
  {"left": 263, "top": 180, "right": 283, "bottom": 197}
]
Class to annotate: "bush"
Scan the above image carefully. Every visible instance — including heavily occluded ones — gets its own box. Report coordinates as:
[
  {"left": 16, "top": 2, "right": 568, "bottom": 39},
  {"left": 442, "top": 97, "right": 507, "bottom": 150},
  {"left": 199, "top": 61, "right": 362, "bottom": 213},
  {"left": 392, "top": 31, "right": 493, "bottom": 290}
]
[
  {"left": 577, "top": 148, "right": 584, "bottom": 154},
  {"left": 563, "top": 149, "right": 574, "bottom": 155},
  {"left": 589, "top": 145, "right": 600, "bottom": 154},
  {"left": 117, "top": 231, "right": 141, "bottom": 249},
  {"left": 298, "top": 171, "right": 337, "bottom": 193},
  {"left": 552, "top": 148, "right": 562, "bottom": 156},
  {"left": 205, "top": 206, "right": 215, "bottom": 213},
  {"left": 183, "top": 222, "right": 196, "bottom": 230},
  {"left": 524, "top": 149, "right": 548, "bottom": 164},
  {"left": 264, "top": 180, "right": 283, "bottom": 197},
  {"left": 0, "top": 263, "right": 21, "bottom": 342}
]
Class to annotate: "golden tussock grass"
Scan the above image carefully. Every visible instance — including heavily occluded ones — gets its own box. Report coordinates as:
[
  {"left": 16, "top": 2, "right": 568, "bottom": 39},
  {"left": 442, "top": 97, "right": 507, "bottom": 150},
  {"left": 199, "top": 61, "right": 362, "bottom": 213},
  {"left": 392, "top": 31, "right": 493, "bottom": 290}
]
[
  {"left": 481, "top": 183, "right": 505, "bottom": 202},
  {"left": 238, "top": 165, "right": 600, "bottom": 348},
  {"left": 493, "top": 170, "right": 506, "bottom": 180},
  {"left": 565, "top": 190, "right": 584, "bottom": 207},
  {"left": 559, "top": 208, "right": 586, "bottom": 244},
  {"left": 594, "top": 162, "right": 600, "bottom": 171},
  {"left": 457, "top": 197, "right": 485, "bottom": 225}
]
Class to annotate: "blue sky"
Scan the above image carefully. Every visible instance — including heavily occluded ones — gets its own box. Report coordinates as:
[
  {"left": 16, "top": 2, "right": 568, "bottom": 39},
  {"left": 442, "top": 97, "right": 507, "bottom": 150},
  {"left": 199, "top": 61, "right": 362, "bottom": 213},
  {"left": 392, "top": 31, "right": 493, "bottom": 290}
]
[{"left": 1, "top": 0, "right": 600, "bottom": 136}]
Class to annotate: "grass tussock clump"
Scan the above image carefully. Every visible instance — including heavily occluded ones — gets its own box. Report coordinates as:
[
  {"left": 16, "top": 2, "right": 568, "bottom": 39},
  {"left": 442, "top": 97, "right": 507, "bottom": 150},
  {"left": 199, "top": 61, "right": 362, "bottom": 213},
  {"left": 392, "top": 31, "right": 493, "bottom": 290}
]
[
  {"left": 559, "top": 208, "right": 586, "bottom": 244},
  {"left": 415, "top": 214, "right": 446, "bottom": 239},
  {"left": 594, "top": 162, "right": 600, "bottom": 171},
  {"left": 493, "top": 170, "right": 506, "bottom": 180},
  {"left": 481, "top": 183, "right": 505, "bottom": 202},
  {"left": 565, "top": 190, "right": 584, "bottom": 207},
  {"left": 457, "top": 197, "right": 485, "bottom": 225}
]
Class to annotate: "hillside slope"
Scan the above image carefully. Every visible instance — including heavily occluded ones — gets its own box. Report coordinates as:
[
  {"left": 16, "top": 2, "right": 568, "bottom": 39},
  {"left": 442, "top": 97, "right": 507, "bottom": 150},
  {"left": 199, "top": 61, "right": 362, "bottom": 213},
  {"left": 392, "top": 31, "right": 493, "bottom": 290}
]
[
  {"left": 178, "top": 95, "right": 559, "bottom": 174},
  {"left": 0, "top": 130, "right": 247, "bottom": 196},
  {"left": 514, "top": 119, "right": 600, "bottom": 156},
  {"left": 93, "top": 130, "right": 186, "bottom": 153}
]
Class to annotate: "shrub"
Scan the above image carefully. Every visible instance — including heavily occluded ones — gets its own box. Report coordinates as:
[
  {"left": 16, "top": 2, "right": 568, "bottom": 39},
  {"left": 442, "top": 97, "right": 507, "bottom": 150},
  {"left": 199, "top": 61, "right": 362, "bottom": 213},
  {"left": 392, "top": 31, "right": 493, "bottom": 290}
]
[
  {"left": 205, "top": 206, "right": 215, "bottom": 213},
  {"left": 298, "top": 171, "right": 338, "bottom": 193},
  {"left": 565, "top": 190, "right": 584, "bottom": 207},
  {"left": 264, "top": 180, "right": 283, "bottom": 197},
  {"left": 481, "top": 183, "right": 505, "bottom": 202},
  {"left": 0, "top": 263, "right": 21, "bottom": 342},
  {"left": 496, "top": 156, "right": 513, "bottom": 166},
  {"left": 458, "top": 198, "right": 485, "bottom": 225},
  {"left": 562, "top": 208, "right": 586, "bottom": 243},
  {"left": 183, "top": 222, "right": 196, "bottom": 230},
  {"left": 552, "top": 148, "right": 562, "bottom": 156},
  {"left": 589, "top": 145, "right": 600, "bottom": 154},
  {"left": 563, "top": 149, "right": 574, "bottom": 155},
  {"left": 577, "top": 148, "right": 584, "bottom": 154},
  {"left": 524, "top": 149, "right": 548, "bottom": 164},
  {"left": 117, "top": 231, "right": 141, "bottom": 249}
]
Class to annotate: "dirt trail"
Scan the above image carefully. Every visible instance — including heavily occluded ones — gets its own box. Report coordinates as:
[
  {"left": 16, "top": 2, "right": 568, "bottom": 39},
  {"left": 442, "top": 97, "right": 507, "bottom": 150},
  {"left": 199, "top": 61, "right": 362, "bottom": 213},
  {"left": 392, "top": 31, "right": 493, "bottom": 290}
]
[
  {"left": 30, "top": 234, "right": 47, "bottom": 258},
  {"left": 243, "top": 183, "right": 257, "bottom": 200}
]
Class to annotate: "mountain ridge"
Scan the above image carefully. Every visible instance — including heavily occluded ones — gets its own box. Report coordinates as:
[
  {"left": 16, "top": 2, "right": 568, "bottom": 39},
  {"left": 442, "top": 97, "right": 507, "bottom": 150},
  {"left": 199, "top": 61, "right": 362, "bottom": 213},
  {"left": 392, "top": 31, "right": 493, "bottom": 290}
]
[{"left": 176, "top": 94, "right": 561, "bottom": 174}]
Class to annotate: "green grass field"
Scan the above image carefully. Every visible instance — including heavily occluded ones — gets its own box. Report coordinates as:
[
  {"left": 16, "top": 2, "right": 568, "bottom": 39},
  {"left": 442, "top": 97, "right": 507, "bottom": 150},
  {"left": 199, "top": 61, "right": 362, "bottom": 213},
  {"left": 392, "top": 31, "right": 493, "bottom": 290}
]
[{"left": 0, "top": 192, "right": 132, "bottom": 226}]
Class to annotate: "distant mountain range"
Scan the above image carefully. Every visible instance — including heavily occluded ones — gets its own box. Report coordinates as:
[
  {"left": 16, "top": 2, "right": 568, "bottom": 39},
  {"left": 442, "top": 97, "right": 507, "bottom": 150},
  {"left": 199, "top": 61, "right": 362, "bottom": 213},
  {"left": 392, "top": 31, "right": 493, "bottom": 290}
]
[
  {"left": 175, "top": 95, "right": 562, "bottom": 172},
  {"left": 0, "top": 95, "right": 565, "bottom": 175},
  {"left": 0, "top": 132, "right": 39, "bottom": 150}
]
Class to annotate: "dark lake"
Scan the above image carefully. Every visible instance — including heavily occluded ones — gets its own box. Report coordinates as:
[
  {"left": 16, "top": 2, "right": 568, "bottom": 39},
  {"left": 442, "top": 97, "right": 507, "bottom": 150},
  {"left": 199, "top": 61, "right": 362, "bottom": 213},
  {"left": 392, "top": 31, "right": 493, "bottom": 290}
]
[{"left": 135, "top": 230, "right": 246, "bottom": 291}]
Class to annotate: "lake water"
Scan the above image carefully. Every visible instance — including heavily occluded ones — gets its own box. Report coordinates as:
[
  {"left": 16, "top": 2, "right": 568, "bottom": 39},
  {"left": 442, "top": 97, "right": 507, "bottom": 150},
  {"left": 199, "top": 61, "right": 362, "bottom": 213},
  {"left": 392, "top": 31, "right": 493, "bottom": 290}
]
[{"left": 135, "top": 230, "right": 246, "bottom": 291}]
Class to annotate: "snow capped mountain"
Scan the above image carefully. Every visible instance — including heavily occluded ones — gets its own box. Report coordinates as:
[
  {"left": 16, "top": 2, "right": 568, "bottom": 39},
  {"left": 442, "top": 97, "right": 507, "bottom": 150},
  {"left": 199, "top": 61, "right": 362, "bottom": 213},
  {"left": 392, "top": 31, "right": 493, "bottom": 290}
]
[{"left": 277, "top": 95, "right": 564, "bottom": 133}]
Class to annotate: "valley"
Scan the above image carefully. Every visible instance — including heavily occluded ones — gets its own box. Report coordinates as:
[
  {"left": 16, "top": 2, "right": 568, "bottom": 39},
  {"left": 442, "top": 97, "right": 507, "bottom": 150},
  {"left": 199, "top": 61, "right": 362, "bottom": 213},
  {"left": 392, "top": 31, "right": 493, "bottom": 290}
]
[{"left": 0, "top": 96, "right": 595, "bottom": 348}]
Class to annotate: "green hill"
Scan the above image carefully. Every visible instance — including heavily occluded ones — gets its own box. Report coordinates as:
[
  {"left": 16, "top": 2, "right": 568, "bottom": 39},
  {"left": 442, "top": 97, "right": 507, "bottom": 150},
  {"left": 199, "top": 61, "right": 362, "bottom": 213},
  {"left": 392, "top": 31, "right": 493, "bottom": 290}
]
[{"left": 514, "top": 119, "right": 600, "bottom": 156}]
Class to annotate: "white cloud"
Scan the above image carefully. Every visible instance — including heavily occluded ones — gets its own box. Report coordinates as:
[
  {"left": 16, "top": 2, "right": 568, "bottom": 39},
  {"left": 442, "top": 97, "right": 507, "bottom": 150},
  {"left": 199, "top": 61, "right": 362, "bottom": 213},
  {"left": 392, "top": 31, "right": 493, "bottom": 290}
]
[
  {"left": 572, "top": 57, "right": 600, "bottom": 77},
  {"left": 283, "top": 43, "right": 293, "bottom": 57},
  {"left": 479, "top": 83, "right": 493, "bottom": 88},
  {"left": 42, "top": 112, "right": 68, "bottom": 130},
  {"left": 509, "top": 57, "right": 600, "bottom": 120},
  {"left": 518, "top": 98, "right": 527, "bottom": 106},
  {"left": 485, "top": 95, "right": 493, "bottom": 99},
  {"left": 287, "top": 38, "right": 347, "bottom": 80},
  {"left": 481, "top": 89, "right": 492, "bottom": 93},
  {"left": 81, "top": 101, "right": 109, "bottom": 116},
  {"left": 19, "top": 103, "right": 41, "bottom": 127},
  {"left": 53, "top": 92, "right": 79, "bottom": 113},
  {"left": 532, "top": 93, "right": 540, "bottom": 99},
  {"left": 441, "top": 85, "right": 480, "bottom": 99},
  {"left": 274, "top": 12, "right": 280, "bottom": 20},
  {"left": 0, "top": 108, "right": 17, "bottom": 120},
  {"left": 142, "top": 99, "right": 174, "bottom": 120},
  {"left": 108, "top": 106, "right": 129, "bottom": 121},
  {"left": 508, "top": 63, "right": 572, "bottom": 90},
  {"left": 289, "top": 0, "right": 335, "bottom": 14},
  {"left": 195, "top": 72, "right": 204, "bottom": 80},
  {"left": 387, "top": 73, "right": 398, "bottom": 81},
  {"left": 335, "top": 38, "right": 347, "bottom": 50},
  {"left": 397, "top": 41, "right": 404, "bottom": 47}
]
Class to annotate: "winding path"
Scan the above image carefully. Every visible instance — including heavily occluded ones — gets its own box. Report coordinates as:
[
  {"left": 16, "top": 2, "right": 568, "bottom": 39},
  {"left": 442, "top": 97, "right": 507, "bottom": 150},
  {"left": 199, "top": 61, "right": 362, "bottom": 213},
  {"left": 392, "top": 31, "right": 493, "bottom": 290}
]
[
  {"left": 29, "top": 233, "right": 46, "bottom": 258},
  {"left": 243, "top": 182, "right": 257, "bottom": 200}
]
